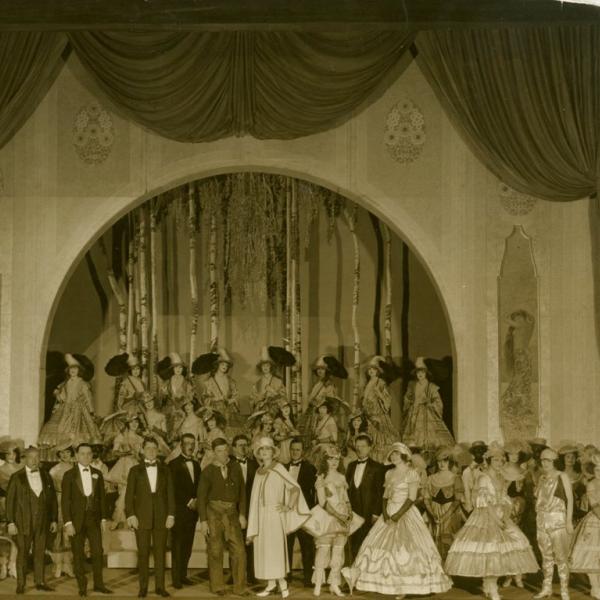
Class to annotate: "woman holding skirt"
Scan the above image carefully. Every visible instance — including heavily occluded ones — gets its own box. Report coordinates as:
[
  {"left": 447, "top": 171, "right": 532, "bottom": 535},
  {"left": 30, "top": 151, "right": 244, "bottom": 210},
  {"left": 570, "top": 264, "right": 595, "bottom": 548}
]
[
  {"left": 342, "top": 442, "right": 451, "bottom": 599},
  {"left": 445, "top": 443, "right": 538, "bottom": 600}
]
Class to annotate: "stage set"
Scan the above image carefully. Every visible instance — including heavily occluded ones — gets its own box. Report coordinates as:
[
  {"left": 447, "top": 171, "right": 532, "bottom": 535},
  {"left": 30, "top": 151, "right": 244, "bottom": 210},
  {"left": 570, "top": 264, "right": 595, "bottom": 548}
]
[{"left": 3, "top": 1, "right": 600, "bottom": 599}]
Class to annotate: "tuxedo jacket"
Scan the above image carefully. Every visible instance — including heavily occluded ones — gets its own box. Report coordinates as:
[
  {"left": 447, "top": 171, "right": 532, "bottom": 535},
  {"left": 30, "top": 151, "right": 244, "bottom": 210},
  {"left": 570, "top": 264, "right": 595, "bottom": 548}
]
[
  {"left": 168, "top": 455, "right": 201, "bottom": 516},
  {"left": 61, "top": 464, "right": 108, "bottom": 532},
  {"left": 229, "top": 455, "right": 258, "bottom": 516},
  {"left": 6, "top": 468, "right": 57, "bottom": 536},
  {"left": 284, "top": 460, "right": 317, "bottom": 508},
  {"left": 125, "top": 462, "right": 175, "bottom": 530},
  {"left": 345, "top": 458, "right": 384, "bottom": 521}
]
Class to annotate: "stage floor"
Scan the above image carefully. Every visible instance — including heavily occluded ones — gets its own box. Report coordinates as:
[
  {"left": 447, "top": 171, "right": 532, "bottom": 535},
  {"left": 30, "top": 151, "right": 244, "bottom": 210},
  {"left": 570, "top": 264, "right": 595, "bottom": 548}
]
[{"left": 0, "top": 571, "right": 594, "bottom": 599}]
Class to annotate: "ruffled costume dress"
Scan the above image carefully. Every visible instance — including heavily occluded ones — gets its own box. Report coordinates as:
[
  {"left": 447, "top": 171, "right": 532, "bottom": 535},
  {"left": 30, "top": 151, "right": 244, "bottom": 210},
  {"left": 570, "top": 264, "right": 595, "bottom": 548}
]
[
  {"left": 445, "top": 472, "right": 538, "bottom": 577},
  {"left": 570, "top": 478, "right": 600, "bottom": 576},
  {"left": 342, "top": 468, "right": 452, "bottom": 596}
]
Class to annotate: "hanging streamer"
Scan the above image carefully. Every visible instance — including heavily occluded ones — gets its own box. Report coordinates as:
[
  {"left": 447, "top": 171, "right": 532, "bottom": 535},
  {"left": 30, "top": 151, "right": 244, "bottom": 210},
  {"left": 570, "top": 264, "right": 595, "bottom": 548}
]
[
  {"left": 344, "top": 201, "right": 361, "bottom": 410},
  {"left": 189, "top": 182, "right": 200, "bottom": 362},
  {"left": 292, "top": 179, "right": 303, "bottom": 414},
  {"left": 382, "top": 223, "right": 393, "bottom": 360}
]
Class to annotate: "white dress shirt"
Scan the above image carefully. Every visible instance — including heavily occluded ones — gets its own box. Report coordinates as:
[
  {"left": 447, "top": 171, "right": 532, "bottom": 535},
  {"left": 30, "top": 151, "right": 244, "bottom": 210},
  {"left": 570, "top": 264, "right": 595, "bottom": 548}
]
[
  {"left": 25, "top": 465, "right": 43, "bottom": 497},
  {"left": 354, "top": 460, "right": 368, "bottom": 488},
  {"left": 78, "top": 463, "right": 93, "bottom": 496},
  {"left": 289, "top": 461, "right": 301, "bottom": 481},
  {"left": 146, "top": 462, "right": 158, "bottom": 493},
  {"left": 182, "top": 456, "right": 195, "bottom": 483}
]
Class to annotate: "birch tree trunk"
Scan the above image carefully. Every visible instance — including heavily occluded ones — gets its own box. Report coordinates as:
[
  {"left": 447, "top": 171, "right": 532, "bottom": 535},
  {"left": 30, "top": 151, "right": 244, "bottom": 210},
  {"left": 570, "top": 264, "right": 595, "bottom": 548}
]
[
  {"left": 208, "top": 200, "right": 219, "bottom": 351},
  {"left": 382, "top": 223, "right": 393, "bottom": 359},
  {"left": 138, "top": 208, "right": 149, "bottom": 382},
  {"left": 126, "top": 232, "right": 135, "bottom": 355},
  {"left": 344, "top": 202, "right": 361, "bottom": 410},
  {"left": 189, "top": 184, "right": 199, "bottom": 361},
  {"left": 292, "top": 179, "right": 303, "bottom": 415},
  {"left": 133, "top": 217, "right": 141, "bottom": 355},
  {"left": 149, "top": 202, "right": 159, "bottom": 391},
  {"left": 285, "top": 180, "right": 293, "bottom": 403}
]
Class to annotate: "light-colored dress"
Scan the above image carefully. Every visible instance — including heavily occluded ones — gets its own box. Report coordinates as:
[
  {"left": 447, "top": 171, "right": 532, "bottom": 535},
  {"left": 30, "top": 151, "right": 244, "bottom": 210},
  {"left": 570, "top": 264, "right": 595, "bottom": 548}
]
[
  {"left": 361, "top": 377, "right": 400, "bottom": 463},
  {"left": 247, "top": 462, "right": 310, "bottom": 580},
  {"left": 106, "top": 430, "right": 143, "bottom": 525},
  {"left": 49, "top": 461, "right": 74, "bottom": 552},
  {"left": 251, "top": 375, "right": 287, "bottom": 414},
  {"left": 402, "top": 379, "right": 454, "bottom": 449},
  {"left": 39, "top": 377, "right": 102, "bottom": 452},
  {"left": 445, "top": 472, "right": 539, "bottom": 577},
  {"left": 202, "top": 374, "right": 242, "bottom": 437},
  {"left": 273, "top": 418, "right": 299, "bottom": 465},
  {"left": 342, "top": 468, "right": 452, "bottom": 595},
  {"left": 160, "top": 375, "right": 194, "bottom": 442},
  {"left": 424, "top": 471, "right": 465, "bottom": 560},
  {"left": 101, "top": 376, "right": 147, "bottom": 441},
  {"left": 307, "top": 415, "right": 338, "bottom": 466},
  {"left": 301, "top": 379, "right": 339, "bottom": 444},
  {"left": 570, "top": 478, "right": 600, "bottom": 573}
]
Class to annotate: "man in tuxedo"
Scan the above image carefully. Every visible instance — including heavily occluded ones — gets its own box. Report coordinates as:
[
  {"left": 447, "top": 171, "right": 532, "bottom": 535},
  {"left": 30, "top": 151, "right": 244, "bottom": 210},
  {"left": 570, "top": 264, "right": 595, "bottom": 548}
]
[
  {"left": 62, "top": 442, "right": 112, "bottom": 597},
  {"left": 6, "top": 446, "right": 57, "bottom": 594},
  {"left": 345, "top": 434, "right": 384, "bottom": 560},
  {"left": 168, "top": 433, "right": 200, "bottom": 589},
  {"left": 231, "top": 434, "right": 257, "bottom": 585},
  {"left": 284, "top": 438, "right": 316, "bottom": 588},
  {"left": 125, "top": 437, "right": 175, "bottom": 598}
]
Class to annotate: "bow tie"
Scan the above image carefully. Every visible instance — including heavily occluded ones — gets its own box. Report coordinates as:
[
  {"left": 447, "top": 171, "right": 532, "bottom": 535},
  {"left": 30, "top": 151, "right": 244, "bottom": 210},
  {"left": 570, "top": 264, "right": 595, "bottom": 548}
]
[
  {"left": 29, "top": 468, "right": 39, "bottom": 473},
  {"left": 182, "top": 457, "right": 194, "bottom": 462},
  {"left": 357, "top": 459, "right": 368, "bottom": 464},
  {"left": 236, "top": 459, "right": 247, "bottom": 464},
  {"left": 290, "top": 461, "right": 302, "bottom": 467},
  {"left": 145, "top": 461, "right": 157, "bottom": 467},
  {"left": 82, "top": 467, "right": 89, "bottom": 472}
]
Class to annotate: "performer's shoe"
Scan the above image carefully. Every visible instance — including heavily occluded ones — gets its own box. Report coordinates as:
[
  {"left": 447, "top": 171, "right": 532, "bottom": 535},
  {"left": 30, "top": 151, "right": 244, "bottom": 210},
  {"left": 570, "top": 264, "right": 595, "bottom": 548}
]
[
  {"left": 156, "top": 589, "right": 171, "bottom": 597},
  {"left": 330, "top": 584, "right": 345, "bottom": 597},
  {"left": 93, "top": 585, "right": 113, "bottom": 594},
  {"left": 256, "top": 584, "right": 277, "bottom": 597},
  {"left": 181, "top": 577, "right": 194, "bottom": 586},
  {"left": 15, "top": 585, "right": 25, "bottom": 595},
  {"left": 138, "top": 589, "right": 147, "bottom": 598},
  {"left": 281, "top": 588, "right": 290, "bottom": 599},
  {"left": 515, "top": 575, "right": 524, "bottom": 588},
  {"left": 36, "top": 583, "right": 55, "bottom": 591},
  {"left": 533, "top": 586, "right": 553, "bottom": 599}
]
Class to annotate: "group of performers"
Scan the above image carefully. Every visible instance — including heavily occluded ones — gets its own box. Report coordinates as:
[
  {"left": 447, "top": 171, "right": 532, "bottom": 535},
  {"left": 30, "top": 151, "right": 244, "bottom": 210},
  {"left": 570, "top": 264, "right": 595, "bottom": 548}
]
[{"left": 0, "top": 350, "right": 599, "bottom": 598}]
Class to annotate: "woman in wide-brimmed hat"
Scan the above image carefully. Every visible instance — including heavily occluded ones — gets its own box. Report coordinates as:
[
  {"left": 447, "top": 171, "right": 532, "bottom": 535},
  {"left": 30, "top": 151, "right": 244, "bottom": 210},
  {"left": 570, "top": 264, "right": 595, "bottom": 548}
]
[
  {"left": 361, "top": 355, "right": 401, "bottom": 463},
  {"left": 272, "top": 400, "right": 300, "bottom": 465},
  {"left": 402, "top": 357, "right": 454, "bottom": 451},
  {"left": 38, "top": 353, "right": 102, "bottom": 452},
  {"left": 157, "top": 352, "right": 194, "bottom": 442},
  {"left": 247, "top": 437, "right": 310, "bottom": 598},
  {"left": 251, "top": 346, "right": 295, "bottom": 415},
  {"left": 105, "top": 352, "right": 146, "bottom": 415},
  {"left": 48, "top": 441, "right": 75, "bottom": 578},
  {"left": 423, "top": 446, "right": 466, "bottom": 561},
  {"left": 307, "top": 398, "right": 345, "bottom": 467},
  {"left": 445, "top": 443, "right": 538, "bottom": 600},
  {"left": 342, "top": 442, "right": 451, "bottom": 598},
  {"left": 570, "top": 452, "right": 600, "bottom": 600},
  {"left": 557, "top": 442, "right": 587, "bottom": 525}
]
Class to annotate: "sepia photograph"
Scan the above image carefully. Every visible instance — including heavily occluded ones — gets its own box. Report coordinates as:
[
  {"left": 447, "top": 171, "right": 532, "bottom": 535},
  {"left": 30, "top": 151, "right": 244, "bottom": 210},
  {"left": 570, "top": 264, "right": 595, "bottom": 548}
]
[{"left": 0, "top": 0, "right": 599, "bottom": 598}]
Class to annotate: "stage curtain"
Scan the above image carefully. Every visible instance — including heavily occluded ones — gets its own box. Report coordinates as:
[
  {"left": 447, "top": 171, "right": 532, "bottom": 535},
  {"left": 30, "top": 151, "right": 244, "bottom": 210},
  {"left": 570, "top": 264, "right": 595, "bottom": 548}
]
[
  {"left": 415, "top": 25, "right": 600, "bottom": 202},
  {"left": 68, "top": 30, "right": 414, "bottom": 142},
  {"left": 0, "top": 32, "right": 69, "bottom": 150}
]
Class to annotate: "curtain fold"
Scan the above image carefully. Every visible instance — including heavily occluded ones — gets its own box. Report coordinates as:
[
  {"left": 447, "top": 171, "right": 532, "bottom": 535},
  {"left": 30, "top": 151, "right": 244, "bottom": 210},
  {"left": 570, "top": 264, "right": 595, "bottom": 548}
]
[
  {"left": 0, "top": 32, "right": 69, "bottom": 150},
  {"left": 415, "top": 25, "right": 600, "bottom": 202},
  {"left": 68, "top": 30, "right": 415, "bottom": 142}
]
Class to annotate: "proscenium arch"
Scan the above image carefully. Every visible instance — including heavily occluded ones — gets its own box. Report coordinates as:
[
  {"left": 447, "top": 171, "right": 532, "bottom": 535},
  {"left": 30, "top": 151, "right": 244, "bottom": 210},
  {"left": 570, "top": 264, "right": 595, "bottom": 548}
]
[{"left": 36, "top": 161, "right": 459, "bottom": 439}]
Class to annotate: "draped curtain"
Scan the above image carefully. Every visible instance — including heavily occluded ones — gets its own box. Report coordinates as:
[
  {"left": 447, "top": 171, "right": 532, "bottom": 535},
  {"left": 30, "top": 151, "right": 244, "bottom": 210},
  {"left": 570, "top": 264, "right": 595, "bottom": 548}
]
[
  {"left": 0, "top": 32, "right": 69, "bottom": 150},
  {"left": 67, "top": 30, "right": 415, "bottom": 141},
  {"left": 415, "top": 26, "right": 600, "bottom": 202}
]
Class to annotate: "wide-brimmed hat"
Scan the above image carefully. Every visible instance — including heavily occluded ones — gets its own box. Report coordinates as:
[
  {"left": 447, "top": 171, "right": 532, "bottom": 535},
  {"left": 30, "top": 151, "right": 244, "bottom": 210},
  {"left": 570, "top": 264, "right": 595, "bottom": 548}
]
[
  {"left": 65, "top": 353, "right": 95, "bottom": 381},
  {"left": 257, "top": 346, "right": 295, "bottom": 369},
  {"left": 558, "top": 441, "right": 579, "bottom": 456},
  {"left": 528, "top": 437, "right": 547, "bottom": 448},
  {"left": 502, "top": 463, "right": 526, "bottom": 482},
  {"left": 200, "top": 408, "right": 226, "bottom": 428},
  {"left": 411, "top": 356, "right": 432, "bottom": 377},
  {"left": 253, "top": 436, "right": 280, "bottom": 460},
  {"left": 366, "top": 355, "right": 386, "bottom": 374},
  {"left": 0, "top": 437, "right": 24, "bottom": 454},
  {"left": 105, "top": 353, "right": 140, "bottom": 377},
  {"left": 385, "top": 442, "right": 412, "bottom": 463},
  {"left": 484, "top": 442, "right": 505, "bottom": 460},
  {"left": 470, "top": 440, "right": 488, "bottom": 453},
  {"left": 312, "top": 355, "right": 348, "bottom": 379},
  {"left": 435, "top": 446, "right": 454, "bottom": 462},
  {"left": 54, "top": 440, "right": 74, "bottom": 456},
  {"left": 504, "top": 439, "right": 532, "bottom": 456},
  {"left": 540, "top": 447, "right": 558, "bottom": 461},
  {"left": 157, "top": 353, "right": 188, "bottom": 380}
]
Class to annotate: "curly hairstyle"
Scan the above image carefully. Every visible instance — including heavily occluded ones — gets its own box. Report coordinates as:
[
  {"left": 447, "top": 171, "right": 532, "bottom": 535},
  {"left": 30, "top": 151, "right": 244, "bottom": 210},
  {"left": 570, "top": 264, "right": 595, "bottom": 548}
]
[{"left": 317, "top": 449, "right": 345, "bottom": 477}]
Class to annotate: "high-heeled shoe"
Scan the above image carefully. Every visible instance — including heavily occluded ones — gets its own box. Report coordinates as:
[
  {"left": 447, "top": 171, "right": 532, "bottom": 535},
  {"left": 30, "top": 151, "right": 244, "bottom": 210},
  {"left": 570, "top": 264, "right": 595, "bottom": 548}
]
[
  {"left": 515, "top": 575, "right": 524, "bottom": 588},
  {"left": 280, "top": 586, "right": 289, "bottom": 599},
  {"left": 330, "top": 584, "right": 345, "bottom": 597},
  {"left": 256, "top": 585, "right": 277, "bottom": 597}
]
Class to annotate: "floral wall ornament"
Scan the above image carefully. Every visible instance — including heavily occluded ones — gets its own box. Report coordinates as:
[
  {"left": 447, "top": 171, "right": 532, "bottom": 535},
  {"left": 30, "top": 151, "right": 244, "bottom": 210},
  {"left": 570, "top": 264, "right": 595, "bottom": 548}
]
[
  {"left": 72, "top": 102, "right": 115, "bottom": 164},
  {"left": 499, "top": 182, "right": 538, "bottom": 216},
  {"left": 383, "top": 97, "right": 426, "bottom": 164}
]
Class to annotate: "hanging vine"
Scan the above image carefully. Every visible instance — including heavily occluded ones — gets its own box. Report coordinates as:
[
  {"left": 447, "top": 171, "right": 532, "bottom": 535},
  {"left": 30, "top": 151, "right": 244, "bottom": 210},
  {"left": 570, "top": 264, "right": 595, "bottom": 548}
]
[
  {"left": 344, "top": 201, "right": 361, "bottom": 410},
  {"left": 138, "top": 207, "right": 149, "bottom": 379},
  {"left": 189, "top": 182, "right": 200, "bottom": 362},
  {"left": 126, "top": 217, "right": 135, "bottom": 354},
  {"left": 382, "top": 223, "right": 393, "bottom": 360},
  {"left": 292, "top": 179, "right": 303, "bottom": 413}
]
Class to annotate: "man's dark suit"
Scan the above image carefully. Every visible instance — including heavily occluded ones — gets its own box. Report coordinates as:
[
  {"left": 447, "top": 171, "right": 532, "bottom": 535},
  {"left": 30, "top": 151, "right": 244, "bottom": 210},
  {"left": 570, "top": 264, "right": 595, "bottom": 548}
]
[
  {"left": 62, "top": 464, "right": 108, "bottom": 593},
  {"left": 346, "top": 457, "right": 384, "bottom": 559},
  {"left": 6, "top": 467, "right": 57, "bottom": 588},
  {"left": 230, "top": 455, "right": 257, "bottom": 583},
  {"left": 125, "top": 462, "right": 175, "bottom": 593},
  {"left": 168, "top": 454, "right": 200, "bottom": 587},
  {"left": 284, "top": 460, "right": 316, "bottom": 586}
]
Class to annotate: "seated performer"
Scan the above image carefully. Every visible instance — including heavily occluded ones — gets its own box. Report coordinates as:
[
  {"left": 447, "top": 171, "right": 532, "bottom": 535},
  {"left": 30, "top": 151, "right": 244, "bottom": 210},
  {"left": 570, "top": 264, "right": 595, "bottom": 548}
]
[
  {"left": 342, "top": 442, "right": 451, "bottom": 598},
  {"left": 197, "top": 437, "right": 248, "bottom": 596},
  {"left": 6, "top": 446, "right": 58, "bottom": 595},
  {"left": 62, "top": 443, "right": 112, "bottom": 597},
  {"left": 247, "top": 437, "right": 310, "bottom": 598},
  {"left": 402, "top": 357, "right": 454, "bottom": 450},
  {"left": 125, "top": 437, "right": 175, "bottom": 598}
]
